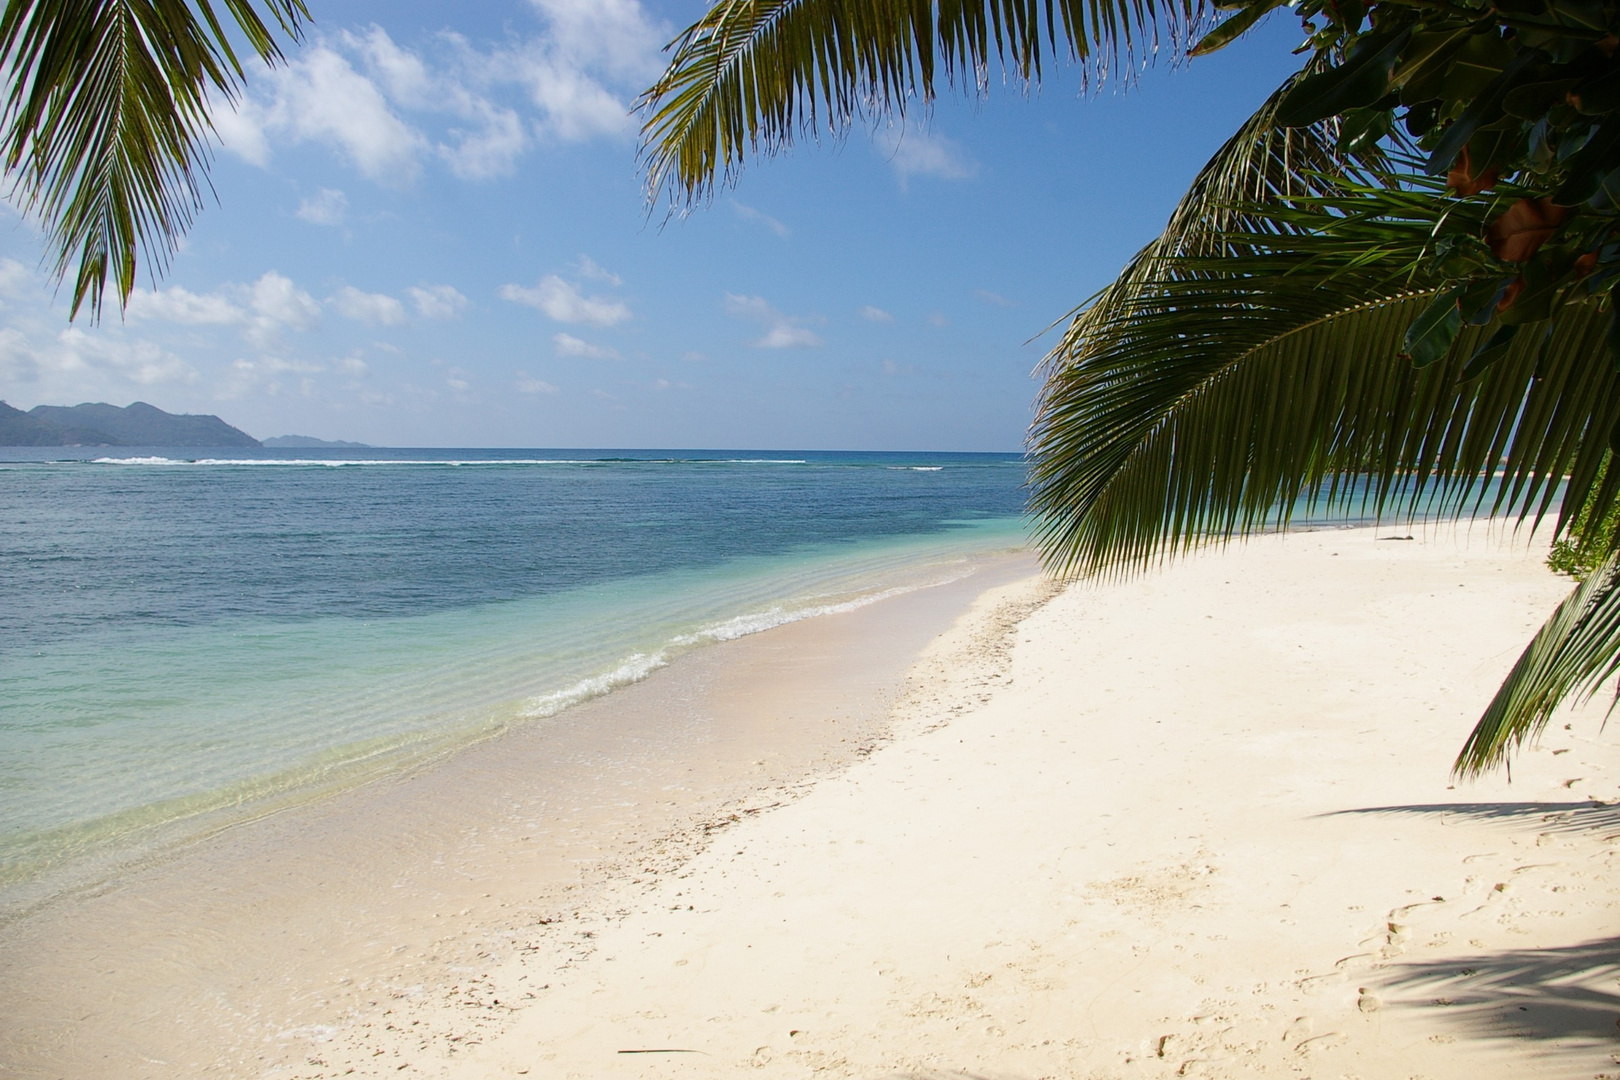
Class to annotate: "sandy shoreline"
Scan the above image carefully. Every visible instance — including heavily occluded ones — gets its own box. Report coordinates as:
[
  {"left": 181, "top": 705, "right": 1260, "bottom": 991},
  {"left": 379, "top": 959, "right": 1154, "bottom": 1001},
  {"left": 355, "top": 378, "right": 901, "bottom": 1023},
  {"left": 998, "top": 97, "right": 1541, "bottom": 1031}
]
[
  {"left": 6, "top": 525, "right": 1619, "bottom": 1079},
  {"left": 417, "top": 524, "right": 1616, "bottom": 1080},
  {"left": 0, "top": 551, "right": 1039, "bottom": 1079}
]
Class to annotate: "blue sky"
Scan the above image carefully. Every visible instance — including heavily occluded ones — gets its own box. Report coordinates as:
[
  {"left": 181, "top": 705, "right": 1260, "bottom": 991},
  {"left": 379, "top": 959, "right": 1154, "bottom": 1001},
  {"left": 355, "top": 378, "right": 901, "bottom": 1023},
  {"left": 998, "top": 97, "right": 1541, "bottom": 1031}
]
[{"left": 0, "top": 2, "right": 1307, "bottom": 450}]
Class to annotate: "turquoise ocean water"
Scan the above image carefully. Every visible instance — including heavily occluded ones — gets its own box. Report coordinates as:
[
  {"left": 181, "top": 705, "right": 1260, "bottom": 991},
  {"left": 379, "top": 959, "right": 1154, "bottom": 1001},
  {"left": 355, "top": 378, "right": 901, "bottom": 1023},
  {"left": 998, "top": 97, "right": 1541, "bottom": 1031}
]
[{"left": 0, "top": 448, "right": 1029, "bottom": 913}]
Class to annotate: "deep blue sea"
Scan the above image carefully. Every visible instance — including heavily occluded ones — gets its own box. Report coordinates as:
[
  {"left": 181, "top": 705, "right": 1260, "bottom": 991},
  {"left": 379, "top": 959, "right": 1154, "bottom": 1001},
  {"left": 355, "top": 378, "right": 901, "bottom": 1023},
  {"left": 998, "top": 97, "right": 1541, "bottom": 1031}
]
[{"left": 0, "top": 447, "right": 1028, "bottom": 910}]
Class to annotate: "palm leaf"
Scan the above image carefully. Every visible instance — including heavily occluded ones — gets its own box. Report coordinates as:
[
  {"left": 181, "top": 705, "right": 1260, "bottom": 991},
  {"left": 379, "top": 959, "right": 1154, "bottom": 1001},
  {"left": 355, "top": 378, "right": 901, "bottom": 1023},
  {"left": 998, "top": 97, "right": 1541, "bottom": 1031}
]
[
  {"left": 1456, "top": 550, "right": 1620, "bottom": 777},
  {"left": 1036, "top": 55, "right": 1389, "bottom": 383},
  {"left": 0, "top": 0, "right": 308, "bottom": 320},
  {"left": 638, "top": 0, "right": 1210, "bottom": 206},
  {"left": 1029, "top": 181, "right": 1620, "bottom": 580},
  {"left": 1031, "top": 177, "right": 1620, "bottom": 774}
]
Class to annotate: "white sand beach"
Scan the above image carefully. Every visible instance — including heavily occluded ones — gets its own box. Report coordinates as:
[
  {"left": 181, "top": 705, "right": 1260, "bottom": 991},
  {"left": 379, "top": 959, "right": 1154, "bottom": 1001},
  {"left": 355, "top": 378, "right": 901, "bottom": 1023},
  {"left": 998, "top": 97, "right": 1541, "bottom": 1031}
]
[
  {"left": 6, "top": 526, "right": 1619, "bottom": 1079},
  {"left": 414, "top": 525, "right": 1620, "bottom": 1080}
]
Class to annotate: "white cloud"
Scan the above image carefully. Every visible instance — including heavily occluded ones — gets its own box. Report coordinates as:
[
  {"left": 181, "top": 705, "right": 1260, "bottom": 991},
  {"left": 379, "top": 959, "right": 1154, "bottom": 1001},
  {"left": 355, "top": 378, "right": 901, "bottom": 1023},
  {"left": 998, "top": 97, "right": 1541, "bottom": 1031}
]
[
  {"left": 64, "top": 333, "right": 199, "bottom": 386},
  {"left": 860, "top": 305, "right": 895, "bottom": 323},
  {"left": 515, "top": 372, "right": 560, "bottom": 394},
  {"left": 877, "top": 126, "right": 978, "bottom": 186},
  {"left": 974, "top": 288, "right": 1016, "bottom": 307},
  {"left": 553, "top": 332, "right": 620, "bottom": 360},
  {"left": 0, "top": 326, "right": 199, "bottom": 392},
  {"left": 574, "top": 254, "right": 621, "bottom": 286},
  {"left": 278, "top": 47, "right": 427, "bottom": 181},
  {"left": 528, "top": 0, "right": 664, "bottom": 80},
  {"left": 724, "top": 293, "right": 823, "bottom": 349},
  {"left": 515, "top": 0, "right": 666, "bottom": 140},
  {"left": 520, "top": 62, "right": 628, "bottom": 139},
  {"left": 446, "top": 367, "right": 472, "bottom": 393},
  {"left": 443, "top": 102, "right": 528, "bottom": 179},
  {"left": 353, "top": 25, "right": 436, "bottom": 105},
  {"left": 209, "top": 96, "right": 272, "bottom": 165},
  {"left": 0, "top": 258, "right": 35, "bottom": 304},
  {"left": 332, "top": 286, "right": 407, "bottom": 326},
  {"left": 499, "top": 274, "right": 630, "bottom": 326},
  {"left": 219, "top": 45, "right": 426, "bottom": 183},
  {"left": 220, "top": 356, "right": 327, "bottom": 399},
  {"left": 296, "top": 188, "right": 349, "bottom": 226},
  {"left": 214, "top": 6, "right": 667, "bottom": 184},
  {"left": 338, "top": 356, "right": 370, "bottom": 376},
  {"left": 341, "top": 26, "right": 529, "bottom": 180},
  {"left": 409, "top": 284, "right": 468, "bottom": 319},
  {"left": 732, "top": 200, "right": 790, "bottom": 237},
  {"left": 127, "top": 285, "right": 246, "bottom": 326},
  {"left": 247, "top": 270, "right": 320, "bottom": 338},
  {"left": 756, "top": 323, "right": 823, "bottom": 348},
  {"left": 126, "top": 271, "right": 318, "bottom": 348}
]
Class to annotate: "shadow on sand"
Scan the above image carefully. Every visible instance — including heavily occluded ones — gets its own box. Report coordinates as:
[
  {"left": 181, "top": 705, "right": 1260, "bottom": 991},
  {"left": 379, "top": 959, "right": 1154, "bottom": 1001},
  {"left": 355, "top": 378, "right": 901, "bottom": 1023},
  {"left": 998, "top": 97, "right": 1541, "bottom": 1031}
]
[
  {"left": 1324, "top": 799, "right": 1620, "bottom": 838},
  {"left": 1377, "top": 936, "right": 1620, "bottom": 1049},
  {"left": 1328, "top": 801, "right": 1620, "bottom": 1055}
]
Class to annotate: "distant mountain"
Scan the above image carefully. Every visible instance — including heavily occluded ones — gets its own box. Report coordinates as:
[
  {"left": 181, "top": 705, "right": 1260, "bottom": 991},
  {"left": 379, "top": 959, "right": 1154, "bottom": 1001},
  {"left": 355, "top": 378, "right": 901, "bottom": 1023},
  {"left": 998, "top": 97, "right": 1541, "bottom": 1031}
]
[
  {"left": 1, "top": 401, "right": 259, "bottom": 447},
  {"left": 262, "top": 435, "right": 371, "bottom": 448},
  {"left": 0, "top": 401, "right": 121, "bottom": 446}
]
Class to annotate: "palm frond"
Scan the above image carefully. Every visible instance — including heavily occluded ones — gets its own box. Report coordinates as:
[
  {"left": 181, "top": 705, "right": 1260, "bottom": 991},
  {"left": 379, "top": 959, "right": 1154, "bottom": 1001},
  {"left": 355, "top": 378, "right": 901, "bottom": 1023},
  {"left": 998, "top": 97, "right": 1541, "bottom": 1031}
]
[
  {"left": 1036, "top": 55, "right": 1386, "bottom": 375},
  {"left": 1028, "top": 182, "right": 1620, "bottom": 578},
  {"left": 638, "top": 0, "right": 1210, "bottom": 206},
  {"left": 0, "top": 0, "right": 308, "bottom": 320},
  {"left": 1456, "top": 551, "right": 1620, "bottom": 777}
]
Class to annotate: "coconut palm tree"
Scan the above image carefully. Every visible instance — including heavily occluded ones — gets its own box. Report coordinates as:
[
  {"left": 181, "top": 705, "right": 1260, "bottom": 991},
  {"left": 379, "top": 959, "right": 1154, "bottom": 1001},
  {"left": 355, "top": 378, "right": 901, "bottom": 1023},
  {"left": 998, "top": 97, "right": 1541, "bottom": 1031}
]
[
  {"left": 637, "top": 0, "right": 1620, "bottom": 777},
  {"left": 0, "top": 0, "right": 307, "bottom": 320}
]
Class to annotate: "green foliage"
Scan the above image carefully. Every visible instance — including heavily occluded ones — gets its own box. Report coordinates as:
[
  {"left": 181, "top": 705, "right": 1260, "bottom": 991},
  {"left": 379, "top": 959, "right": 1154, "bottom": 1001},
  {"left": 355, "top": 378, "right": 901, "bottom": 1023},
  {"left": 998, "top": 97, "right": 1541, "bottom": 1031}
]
[
  {"left": 1548, "top": 457, "right": 1620, "bottom": 576},
  {"left": 1031, "top": 172, "right": 1619, "bottom": 579},
  {"left": 1, "top": 0, "right": 308, "bottom": 320},
  {"left": 1255, "top": 0, "right": 1620, "bottom": 375},
  {"left": 1459, "top": 547, "right": 1620, "bottom": 776}
]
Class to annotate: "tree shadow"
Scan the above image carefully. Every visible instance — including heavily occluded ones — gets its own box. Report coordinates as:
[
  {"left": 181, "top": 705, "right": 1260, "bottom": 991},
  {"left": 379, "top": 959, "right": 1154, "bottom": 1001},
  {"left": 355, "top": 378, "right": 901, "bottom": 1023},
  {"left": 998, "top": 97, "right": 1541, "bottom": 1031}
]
[
  {"left": 1323, "top": 800, "right": 1620, "bottom": 838},
  {"left": 1378, "top": 936, "right": 1620, "bottom": 1049},
  {"left": 1328, "top": 801, "right": 1620, "bottom": 1054}
]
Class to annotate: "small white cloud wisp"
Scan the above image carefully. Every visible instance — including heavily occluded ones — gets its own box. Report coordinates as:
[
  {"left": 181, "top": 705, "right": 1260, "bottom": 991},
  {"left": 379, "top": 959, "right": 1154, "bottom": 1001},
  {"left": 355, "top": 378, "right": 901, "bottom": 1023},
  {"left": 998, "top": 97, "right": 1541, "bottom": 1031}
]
[
  {"left": 409, "top": 284, "right": 469, "bottom": 319},
  {"left": 332, "top": 286, "right": 407, "bottom": 326},
  {"left": 553, "top": 332, "right": 621, "bottom": 360},
  {"left": 295, "top": 188, "right": 349, "bottom": 226},
  {"left": 724, "top": 293, "right": 822, "bottom": 349},
  {"left": 500, "top": 275, "right": 630, "bottom": 327}
]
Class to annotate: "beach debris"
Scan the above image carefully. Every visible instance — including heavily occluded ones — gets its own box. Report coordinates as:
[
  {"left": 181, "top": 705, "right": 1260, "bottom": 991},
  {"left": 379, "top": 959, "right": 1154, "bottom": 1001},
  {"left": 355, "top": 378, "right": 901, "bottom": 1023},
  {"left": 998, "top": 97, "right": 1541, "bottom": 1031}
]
[{"left": 1356, "top": 989, "right": 1381, "bottom": 1013}]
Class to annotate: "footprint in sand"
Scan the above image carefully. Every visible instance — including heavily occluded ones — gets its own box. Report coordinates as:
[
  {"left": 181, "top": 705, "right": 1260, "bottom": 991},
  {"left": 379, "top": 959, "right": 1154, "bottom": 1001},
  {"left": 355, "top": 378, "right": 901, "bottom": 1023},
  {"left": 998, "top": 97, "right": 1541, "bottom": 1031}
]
[
  {"left": 1294, "top": 1032, "right": 1348, "bottom": 1056},
  {"left": 1297, "top": 970, "right": 1345, "bottom": 994},
  {"left": 1388, "top": 897, "right": 1449, "bottom": 920},
  {"left": 1460, "top": 882, "right": 1512, "bottom": 919},
  {"left": 1298, "top": 952, "right": 1376, "bottom": 994}
]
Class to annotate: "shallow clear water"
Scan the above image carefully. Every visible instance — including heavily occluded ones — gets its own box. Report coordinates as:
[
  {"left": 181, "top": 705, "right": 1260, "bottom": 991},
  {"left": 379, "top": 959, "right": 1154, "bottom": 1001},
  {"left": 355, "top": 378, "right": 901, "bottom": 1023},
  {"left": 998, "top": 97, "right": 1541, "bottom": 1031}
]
[{"left": 0, "top": 448, "right": 1028, "bottom": 907}]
